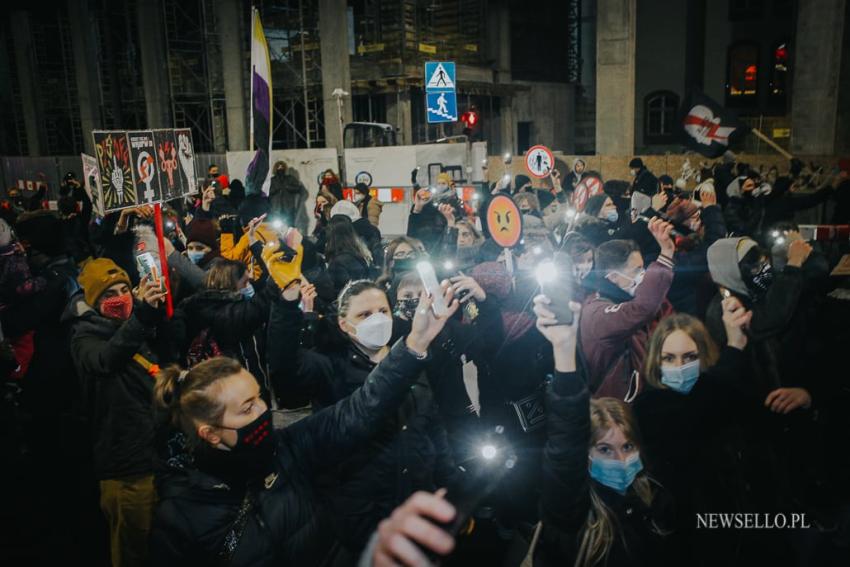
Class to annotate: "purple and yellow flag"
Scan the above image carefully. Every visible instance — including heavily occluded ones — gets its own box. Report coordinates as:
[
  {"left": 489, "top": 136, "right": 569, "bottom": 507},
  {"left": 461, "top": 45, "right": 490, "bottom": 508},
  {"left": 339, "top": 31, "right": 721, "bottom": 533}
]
[{"left": 246, "top": 8, "right": 272, "bottom": 195}]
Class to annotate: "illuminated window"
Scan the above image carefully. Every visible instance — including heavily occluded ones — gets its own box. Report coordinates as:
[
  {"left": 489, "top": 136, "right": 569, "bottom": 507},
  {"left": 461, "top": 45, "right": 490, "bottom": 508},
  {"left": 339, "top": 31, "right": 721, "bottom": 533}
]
[
  {"left": 644, "top": 91, "right": 679, "bottom": 143},
  {"left": 727, "top": 42, "right": 759, "bottom": 100}
]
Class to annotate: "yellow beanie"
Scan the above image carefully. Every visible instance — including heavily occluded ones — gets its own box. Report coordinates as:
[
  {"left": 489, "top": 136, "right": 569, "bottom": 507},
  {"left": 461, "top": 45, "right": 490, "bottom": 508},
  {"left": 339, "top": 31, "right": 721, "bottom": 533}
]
[{"left": 78, "top": 258, "right": 131, "bottom": 307}]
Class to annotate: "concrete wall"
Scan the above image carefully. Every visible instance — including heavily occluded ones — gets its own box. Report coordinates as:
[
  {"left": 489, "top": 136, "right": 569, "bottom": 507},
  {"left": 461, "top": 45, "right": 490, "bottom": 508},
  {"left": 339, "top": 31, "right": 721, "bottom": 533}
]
[
  {"left": 512, "top": 81, "right": 575, "bottom": 153},
  {"left": 483, "top": 153, "right": 842, "bottom": 192},
  {"left": 634, "top": 0, "right": 687, "bottom": 151}
]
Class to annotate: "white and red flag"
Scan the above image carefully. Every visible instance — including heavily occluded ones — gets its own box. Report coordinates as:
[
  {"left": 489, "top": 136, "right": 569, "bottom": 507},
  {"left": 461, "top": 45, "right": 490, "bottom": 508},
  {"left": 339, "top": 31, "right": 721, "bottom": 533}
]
[{"left": 679, "top": 91, "right": 749, "bottom": 158}]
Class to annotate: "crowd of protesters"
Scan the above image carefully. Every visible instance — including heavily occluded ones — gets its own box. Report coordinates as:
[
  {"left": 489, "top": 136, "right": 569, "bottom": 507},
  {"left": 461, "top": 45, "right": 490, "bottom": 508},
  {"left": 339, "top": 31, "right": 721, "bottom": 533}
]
[{"left": 1, "top": 155, "right": 849, "bottom": 566}]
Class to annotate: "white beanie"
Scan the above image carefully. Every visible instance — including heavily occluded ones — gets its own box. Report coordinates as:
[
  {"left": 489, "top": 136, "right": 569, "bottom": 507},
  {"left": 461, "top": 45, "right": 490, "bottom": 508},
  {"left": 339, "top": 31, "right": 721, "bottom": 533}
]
[
  {"left": 0, "top": 218, "right": 12, "bottom": 248},
  {"left": 330, "top": 200, "right": 361, "bottom": 222}
]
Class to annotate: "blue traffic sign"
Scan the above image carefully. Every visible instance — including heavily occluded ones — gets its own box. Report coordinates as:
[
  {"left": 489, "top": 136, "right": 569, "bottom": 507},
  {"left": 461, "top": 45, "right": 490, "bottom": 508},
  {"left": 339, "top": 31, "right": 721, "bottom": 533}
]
[
  {"left": 426, "top": 91, "right": 457, "bottom": 124},
  {"left": 424, "top": 61, "right": 456, "bottom": 92}
]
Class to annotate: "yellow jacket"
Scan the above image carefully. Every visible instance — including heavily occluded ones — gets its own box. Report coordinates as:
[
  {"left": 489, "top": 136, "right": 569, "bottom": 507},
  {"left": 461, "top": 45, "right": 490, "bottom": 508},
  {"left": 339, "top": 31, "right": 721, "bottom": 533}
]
[{"left": 220, "top": 223, "right": 279, "bottom": 280}]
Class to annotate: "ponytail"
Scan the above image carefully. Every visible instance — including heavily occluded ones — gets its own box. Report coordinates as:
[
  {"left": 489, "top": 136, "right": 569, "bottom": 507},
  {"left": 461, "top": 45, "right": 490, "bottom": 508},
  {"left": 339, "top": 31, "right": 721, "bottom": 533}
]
[{"left": 154, "top": 358, "right": 244, "bottom": 447}]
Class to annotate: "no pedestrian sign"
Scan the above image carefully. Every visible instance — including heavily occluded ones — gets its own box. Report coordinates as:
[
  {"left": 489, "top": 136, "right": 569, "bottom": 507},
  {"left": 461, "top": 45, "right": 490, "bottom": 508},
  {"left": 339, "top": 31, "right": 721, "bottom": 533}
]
[{"left": 525, "top": 145, "right": 554, "bottom": 178}]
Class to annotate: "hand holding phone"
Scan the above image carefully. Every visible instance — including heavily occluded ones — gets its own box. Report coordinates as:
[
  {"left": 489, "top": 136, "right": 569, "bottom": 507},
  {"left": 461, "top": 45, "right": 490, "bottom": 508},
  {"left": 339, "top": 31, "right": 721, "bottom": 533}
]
[
  {"left": 417, "top": 262, "right": 449, "bottom": 317},
  {"left": 535, "top": 260, "right": 574, "bottom": 325}
]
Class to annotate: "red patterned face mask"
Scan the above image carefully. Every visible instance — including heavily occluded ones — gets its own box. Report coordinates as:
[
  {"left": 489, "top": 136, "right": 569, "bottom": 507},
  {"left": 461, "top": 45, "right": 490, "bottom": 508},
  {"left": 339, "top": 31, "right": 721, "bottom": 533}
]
[{"left": 100, "top": 294, "right": 133, "bottom": 320}]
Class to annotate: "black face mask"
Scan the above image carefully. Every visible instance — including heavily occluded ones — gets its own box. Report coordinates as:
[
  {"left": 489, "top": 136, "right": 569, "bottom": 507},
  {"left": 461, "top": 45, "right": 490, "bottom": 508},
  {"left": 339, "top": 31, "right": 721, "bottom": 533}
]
[
  {"left": 748, "top": 262, "right": 774, "bottom": 294},
  {"left": 395, "top": 297, "right": 420, "bottom": 320},
  {"left": 218, "top": 409, "right": 275, "bottom": 457}
]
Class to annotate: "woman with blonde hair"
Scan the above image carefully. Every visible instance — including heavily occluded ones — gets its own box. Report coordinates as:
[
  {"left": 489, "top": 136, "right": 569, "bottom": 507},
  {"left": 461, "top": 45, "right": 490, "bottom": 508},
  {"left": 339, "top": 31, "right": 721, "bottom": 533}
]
[
  {"left": 150, "top": 286, "right": 457, "bottom": 566},
  {"left": 532, "top": 295, "right": 675, "bottom": 567},
  {"left": 632, "top": 301, "right": 753, "bottom": 564}
]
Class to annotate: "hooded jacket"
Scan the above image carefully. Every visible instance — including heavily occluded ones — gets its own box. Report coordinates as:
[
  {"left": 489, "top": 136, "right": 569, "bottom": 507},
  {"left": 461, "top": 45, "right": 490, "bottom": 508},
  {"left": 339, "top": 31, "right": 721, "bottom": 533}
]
[
  {"left": 150, "top": 339, "right": 429, "bottom": 567},
  {"left": 580, "top": 256, "right": 675, "bottom": 400},
  {"left": 65, "top": 294, "right": 169, "bottom": 480},
  {"left": 705, "top": 237, "right": 809, "bottom": 394}
]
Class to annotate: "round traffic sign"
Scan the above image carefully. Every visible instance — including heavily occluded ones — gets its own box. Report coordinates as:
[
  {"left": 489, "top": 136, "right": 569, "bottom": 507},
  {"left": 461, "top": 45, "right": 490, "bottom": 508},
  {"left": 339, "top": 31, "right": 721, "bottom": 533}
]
[{"left": 525, "top": 145, "right": 554, "bottom": 179}]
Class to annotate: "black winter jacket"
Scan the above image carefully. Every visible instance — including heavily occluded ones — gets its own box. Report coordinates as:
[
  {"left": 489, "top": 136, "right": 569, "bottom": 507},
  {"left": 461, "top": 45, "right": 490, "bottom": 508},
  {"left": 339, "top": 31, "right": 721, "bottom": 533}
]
[
  {"left": 268, "top": 299, "right": 461, "bottom": 553},
  {"left": 172, "top": 282, "right": 279, "bottom": 390},
  {"left": 633, "top": 347, "right": 754, "bottom": 562},
  {"left": 150, "top": 339, "right": 428, "bottom": 567},
  {"left": 536, "top": 370, "right": 675, "bottom": 567},
  {"left": 66, "top": 295, "right": 169, "bottom": 480}
]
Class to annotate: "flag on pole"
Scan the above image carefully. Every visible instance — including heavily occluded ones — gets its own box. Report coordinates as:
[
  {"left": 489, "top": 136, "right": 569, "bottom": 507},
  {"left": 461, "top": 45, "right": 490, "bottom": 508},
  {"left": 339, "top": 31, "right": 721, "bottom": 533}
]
[
  {"left": 246, "top": 8, "right": 273, "bottom": 196},
  {"left": 679, "top": 91, "right": 749, "bottom": 158}
]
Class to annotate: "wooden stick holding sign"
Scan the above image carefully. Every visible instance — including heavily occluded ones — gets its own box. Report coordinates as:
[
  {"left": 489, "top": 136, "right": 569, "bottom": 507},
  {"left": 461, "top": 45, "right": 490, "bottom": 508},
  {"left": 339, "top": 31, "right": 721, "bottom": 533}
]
[
  {"left": 153, "top": 203, "right": 174, "bottom": 318},
  {"left": 750, "top": 128, "right": 794, "bottom": 160}
]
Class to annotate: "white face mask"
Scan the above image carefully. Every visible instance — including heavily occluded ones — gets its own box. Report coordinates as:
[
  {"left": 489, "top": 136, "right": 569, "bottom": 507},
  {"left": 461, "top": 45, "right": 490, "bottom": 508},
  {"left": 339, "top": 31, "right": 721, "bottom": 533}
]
[
  {"left": 350, "top": 312, "right": 393, "bottom": 350},
  {"left": 611, "top": 269, "right": 645, "bottom": 296},
  {"left": 353, "top": 193, "right": 366, "bottom": 204}
]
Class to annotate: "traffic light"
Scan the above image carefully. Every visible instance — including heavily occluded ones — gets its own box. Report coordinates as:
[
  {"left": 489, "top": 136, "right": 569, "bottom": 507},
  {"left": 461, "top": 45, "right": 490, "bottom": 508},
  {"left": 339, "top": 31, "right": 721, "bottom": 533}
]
[
  {"left": 461, "top": 108, "right": 480, "bottom": 138},
  {"left": 461, "top": 109, "right": 479, "bottom": 128}
]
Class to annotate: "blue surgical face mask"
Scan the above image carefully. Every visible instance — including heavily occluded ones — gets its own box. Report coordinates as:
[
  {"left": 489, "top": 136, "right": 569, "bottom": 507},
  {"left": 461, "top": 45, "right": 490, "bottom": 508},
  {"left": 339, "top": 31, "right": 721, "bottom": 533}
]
[
  {"left": 240, "top": 283, "right": 255, "bottom": 300},
  {"left": 187, "top": 250, "right": 205, "bottom": 265},
  {"left": 604, "top": 209, "right": 619, "bottom": 224},
  {"left": 660, "top": 359, "right": 701, "bottom": 394},
  {"left": 590, "top": 453, "right": 643, "bottom": 494}
]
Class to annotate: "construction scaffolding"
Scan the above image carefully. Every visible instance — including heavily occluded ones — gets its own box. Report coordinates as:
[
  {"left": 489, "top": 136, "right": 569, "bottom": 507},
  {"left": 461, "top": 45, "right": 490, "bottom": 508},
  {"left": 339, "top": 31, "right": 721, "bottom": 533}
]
[
  {"left": 258, "top": 0, "right": 325, "bottom": 149},
  {"left": 92, "top": 0, "right": 147, "bottom": 133},
  {"left": 162, "top": 0, "right": 228, "bottom": 153},
  {"left": 29, "top": 5, "right": 84, "bottom": 155}
]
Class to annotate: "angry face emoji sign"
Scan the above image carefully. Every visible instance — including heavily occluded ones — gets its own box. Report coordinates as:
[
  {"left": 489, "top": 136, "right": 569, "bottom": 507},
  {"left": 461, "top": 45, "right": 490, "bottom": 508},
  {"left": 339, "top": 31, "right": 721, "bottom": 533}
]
[{"left": 486, "top": 194, "right": 523, "bottom": 248}]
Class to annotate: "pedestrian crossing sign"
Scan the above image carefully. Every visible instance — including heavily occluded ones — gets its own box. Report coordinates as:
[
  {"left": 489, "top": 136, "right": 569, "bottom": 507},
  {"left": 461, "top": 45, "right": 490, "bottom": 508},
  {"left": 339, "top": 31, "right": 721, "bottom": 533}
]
[
  {"left": 425, "top": 61, "right": 456, "bottom": 91},
  {"left": 426, "top": 91, "right": 457, "bottom": 123}
]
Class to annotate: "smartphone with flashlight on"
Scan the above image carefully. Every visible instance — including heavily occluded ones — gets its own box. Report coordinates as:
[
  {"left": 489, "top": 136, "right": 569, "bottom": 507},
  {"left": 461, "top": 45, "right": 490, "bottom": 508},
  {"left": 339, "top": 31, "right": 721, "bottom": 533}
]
[
  {"left": 417, "top": 261, "right": 448, "bottom": 317},
  {"left": 136, "top": 252, "right": 163, "bottom": 291},
  {"left": 420, "top": 426, "right": 516, "bottom": 562},
  {"left": 535, "top": 258, "right": 574, "bottom": 325}
]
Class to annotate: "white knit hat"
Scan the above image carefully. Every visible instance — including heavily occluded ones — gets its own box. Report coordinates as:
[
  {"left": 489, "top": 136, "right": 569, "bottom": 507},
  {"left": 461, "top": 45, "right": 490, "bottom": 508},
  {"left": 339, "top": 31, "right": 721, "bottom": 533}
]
[
  {"left": 330, "top": 200, "right": 361, "bottom": 221},
  {"left": 0, "top": 218, "right": 12, "bottom": 248}
]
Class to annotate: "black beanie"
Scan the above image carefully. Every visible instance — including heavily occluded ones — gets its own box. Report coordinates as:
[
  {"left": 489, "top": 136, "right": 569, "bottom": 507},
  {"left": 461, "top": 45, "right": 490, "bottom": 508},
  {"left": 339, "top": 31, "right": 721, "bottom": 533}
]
[{"left": 629, "top": 158, "right": 644, "bottom": 169}]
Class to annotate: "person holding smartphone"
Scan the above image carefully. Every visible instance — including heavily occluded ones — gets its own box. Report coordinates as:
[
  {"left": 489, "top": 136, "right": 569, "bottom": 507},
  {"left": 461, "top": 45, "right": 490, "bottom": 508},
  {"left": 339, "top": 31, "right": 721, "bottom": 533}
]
[{"left": 68, "top": 258, "right": 169, "bottom": 567}]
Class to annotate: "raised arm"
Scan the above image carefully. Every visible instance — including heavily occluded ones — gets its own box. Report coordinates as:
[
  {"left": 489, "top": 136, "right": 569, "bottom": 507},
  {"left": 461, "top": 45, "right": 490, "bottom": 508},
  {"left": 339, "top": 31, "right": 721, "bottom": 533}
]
[{"left": 286, "top": 286, "right": 460, "bottom": 472}]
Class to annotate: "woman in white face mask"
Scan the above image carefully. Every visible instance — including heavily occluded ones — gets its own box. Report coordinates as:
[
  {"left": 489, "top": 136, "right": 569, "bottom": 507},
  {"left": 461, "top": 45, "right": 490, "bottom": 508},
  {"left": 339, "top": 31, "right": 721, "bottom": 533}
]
[
  {"left": 630, "top": 299, "right": 756, "bottom": 561},
  {"left": 337, "top": 281, "right": 396, "bottom": 359},
  {"left": 267, "top": 278, "right": 462, "bottom": 554}
]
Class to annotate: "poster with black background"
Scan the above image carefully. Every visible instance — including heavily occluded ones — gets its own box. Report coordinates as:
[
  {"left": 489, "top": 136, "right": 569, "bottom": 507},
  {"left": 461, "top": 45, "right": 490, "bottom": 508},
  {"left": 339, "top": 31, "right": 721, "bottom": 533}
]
[
  {"left": 127, "top": 130, "right": 162, "bottom": 204},
  {"left": 92, "top": 131, "right": 137, "bottom": 212}
]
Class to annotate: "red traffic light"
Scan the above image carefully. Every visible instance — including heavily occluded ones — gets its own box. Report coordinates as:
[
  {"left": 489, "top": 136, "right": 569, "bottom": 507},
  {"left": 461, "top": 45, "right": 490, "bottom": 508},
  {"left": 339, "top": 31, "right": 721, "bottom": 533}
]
[{"left": 461, "top": 110, "right": 479, "bottom": 128}]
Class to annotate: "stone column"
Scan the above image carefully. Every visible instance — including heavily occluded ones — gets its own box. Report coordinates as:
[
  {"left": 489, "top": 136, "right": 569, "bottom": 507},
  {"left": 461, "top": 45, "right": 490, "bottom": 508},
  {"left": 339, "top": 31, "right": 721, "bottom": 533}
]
[
  {"left": 595, "top": 0, "right": 636, "bottom": 156},
  {"left": 318, "top": 0, "right": 352, "bottom": 155},
  {"left": 137, "top": 1, "right": 171, "bottom": 127},
  {"left": 216, "top": 0, "right": 248, "bottom": 150},
  {"left": 790, "top": 0, "right": 847, "bottom": 155}
]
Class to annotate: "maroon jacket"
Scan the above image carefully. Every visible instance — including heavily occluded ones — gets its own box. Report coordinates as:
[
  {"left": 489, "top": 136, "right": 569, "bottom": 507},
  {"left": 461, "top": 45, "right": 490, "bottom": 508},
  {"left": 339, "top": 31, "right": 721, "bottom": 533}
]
[{"left": 579, "top": 256, "right": 675, "bottom": 401}]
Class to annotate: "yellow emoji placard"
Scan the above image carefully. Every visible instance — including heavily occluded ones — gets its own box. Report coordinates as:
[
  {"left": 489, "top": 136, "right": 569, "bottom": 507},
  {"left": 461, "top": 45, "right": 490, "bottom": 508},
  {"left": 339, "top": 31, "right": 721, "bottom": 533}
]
[{"left": 486, "top": 194, "right": 523, "bottom": 248}]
